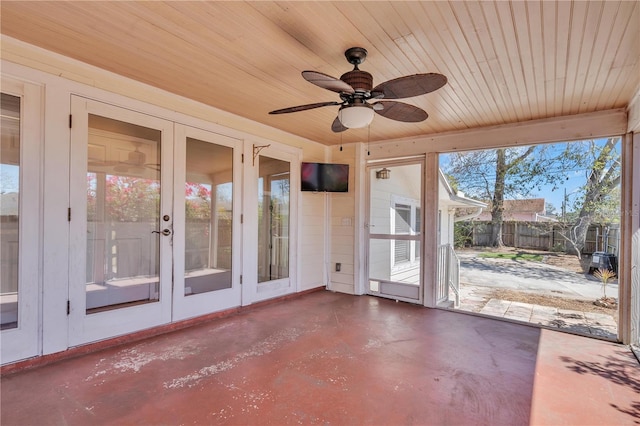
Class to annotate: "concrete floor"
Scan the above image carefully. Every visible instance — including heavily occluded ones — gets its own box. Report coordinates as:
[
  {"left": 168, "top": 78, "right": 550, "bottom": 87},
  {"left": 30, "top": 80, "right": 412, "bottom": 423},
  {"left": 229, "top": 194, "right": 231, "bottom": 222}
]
[{"left": 1, "top": 291, "right": 639, "bottom": 425}]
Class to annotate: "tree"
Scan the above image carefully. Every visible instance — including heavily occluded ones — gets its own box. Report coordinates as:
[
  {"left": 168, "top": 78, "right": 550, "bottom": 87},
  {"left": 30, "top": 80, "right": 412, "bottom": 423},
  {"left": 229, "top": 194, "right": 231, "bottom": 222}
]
[
  {"left": 443, "top": 143, "right": 582, "bottom": 246},
  {"left": 559, "top": 138, "right": 621, "bottom": 256}
]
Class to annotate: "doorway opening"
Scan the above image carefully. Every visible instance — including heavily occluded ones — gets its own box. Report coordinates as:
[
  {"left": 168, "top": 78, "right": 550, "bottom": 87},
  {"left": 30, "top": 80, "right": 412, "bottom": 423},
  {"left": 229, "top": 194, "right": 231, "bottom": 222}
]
[
  {"left": 366, "top": 159, "right": 424, "bottom": 304},
  {"left": 438, "top": 137, "right": 621, "bottom": 340}
]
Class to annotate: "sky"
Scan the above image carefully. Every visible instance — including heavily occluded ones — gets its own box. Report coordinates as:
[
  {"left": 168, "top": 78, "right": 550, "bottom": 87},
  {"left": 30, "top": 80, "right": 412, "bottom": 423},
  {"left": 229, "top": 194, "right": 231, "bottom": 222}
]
[{"left": 439, "top": 137, "right": 621, "bottom": 215}]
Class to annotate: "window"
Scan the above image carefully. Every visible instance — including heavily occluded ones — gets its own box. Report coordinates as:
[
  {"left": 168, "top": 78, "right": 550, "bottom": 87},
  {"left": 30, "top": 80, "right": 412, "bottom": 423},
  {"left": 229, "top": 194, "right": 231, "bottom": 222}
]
[{"left": 392, "top": 199, "right": 421, "bottom": 268}]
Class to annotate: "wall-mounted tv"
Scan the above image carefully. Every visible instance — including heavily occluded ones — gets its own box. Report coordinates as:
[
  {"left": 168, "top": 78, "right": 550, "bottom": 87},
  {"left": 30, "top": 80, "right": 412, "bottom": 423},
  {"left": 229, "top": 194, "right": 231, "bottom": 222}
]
[{"left": 301, "top": 162, "right": 349, "bottom": 192}]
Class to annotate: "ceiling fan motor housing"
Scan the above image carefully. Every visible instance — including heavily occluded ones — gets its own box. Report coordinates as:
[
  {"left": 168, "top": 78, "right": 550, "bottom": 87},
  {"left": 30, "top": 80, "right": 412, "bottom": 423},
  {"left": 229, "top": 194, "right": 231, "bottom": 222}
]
[
  {"left": 340, "top": 70, "right": 373, "bottom": 93},
  {"left": 129, "top": 150, "right": 145, "bottom": 164}
]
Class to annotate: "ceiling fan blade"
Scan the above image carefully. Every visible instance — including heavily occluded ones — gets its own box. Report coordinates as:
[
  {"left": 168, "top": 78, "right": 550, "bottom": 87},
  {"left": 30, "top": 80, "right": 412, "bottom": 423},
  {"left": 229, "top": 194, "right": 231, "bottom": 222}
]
[
  {"left": 331, "top": 117, "right": 348, "bottom": 133},
  {"left": 372, "top": 101, "right": 428, "bottom": 122},
  {"left": 89, "top": 160, "right": 119, "bottom": 167},
  {"left": 269, "top": 101, "right": 341, "bottom": 115},
  {"left": 302, "top": 71, "right": 355, "bottom": 94},
  {"left": 372, "top": 73, "right": 447, "bottom": 99}
]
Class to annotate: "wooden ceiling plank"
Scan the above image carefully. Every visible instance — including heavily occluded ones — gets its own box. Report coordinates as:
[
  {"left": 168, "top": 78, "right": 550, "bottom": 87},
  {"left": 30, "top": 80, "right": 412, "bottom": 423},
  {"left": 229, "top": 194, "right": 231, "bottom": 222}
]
[
  {"left": 466, "top": 0, "right": 518, "bottom": 123},
  {"left": 430, "top": 9, "right": 491, "bottom": 128},
  {"left": 595, "top": 2, "right": 640, "bottom": 110},
  {"left": 437, "top": 1, "right": 504, "bottom": 126},
  {"left": 567, "top": 1, "right": 604, "bottom": 114},
  {"left": 449, "top": 1, "right": 508, "bottom": 125},
  {"left": 541, "top": 1, "right": 558, "bottom": 118},
  {"left": 135, "top": 2, "right": 346, "bottom": 132},
  {"left": 552, "top": 0, "right": 572, "bottom": 116},
  {"left": 387, "top": 3, "right": 474, "bottom": 130},
  {"left": 560, "top": 0, "right": 588, "bottom": 115},
  {"left": 406, "top": 2, "right": 487, "bottom": 129},
  {"left": 474, "top": 1, "right": 521, "bottom": 123},
  {"left": 480, "top": 1, "right": 527, "bottom": 122},
  {"left": 577, "top": 1, "right": 622, "bottom": 114},
  {"left": 507, "top": 1, "right": 540, "bottom": 120},
  {"left": 524, "top": 1, "right": 545, "bottom": 119},
  {"left": 335, "top": 2, "right": 410, "bottom": 82},
  {"left": 493, "top": 1, "right": 533, "bottom": 119},
  {"left": 574, "top": 1, "right": 611, "bottom": 114}
]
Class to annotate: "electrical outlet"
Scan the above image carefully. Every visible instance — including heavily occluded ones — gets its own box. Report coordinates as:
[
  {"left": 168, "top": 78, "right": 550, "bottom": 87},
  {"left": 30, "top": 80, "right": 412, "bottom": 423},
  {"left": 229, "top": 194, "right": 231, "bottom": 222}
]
[{"left": 335, "top": 263, "right": 341, "bottom": 272}]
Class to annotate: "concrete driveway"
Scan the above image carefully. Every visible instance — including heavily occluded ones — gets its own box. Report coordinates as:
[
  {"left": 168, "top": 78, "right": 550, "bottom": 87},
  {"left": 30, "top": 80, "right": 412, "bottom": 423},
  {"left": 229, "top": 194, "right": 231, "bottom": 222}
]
[{"left": 457, "top": 251, "right": 618, "bottom": 300}]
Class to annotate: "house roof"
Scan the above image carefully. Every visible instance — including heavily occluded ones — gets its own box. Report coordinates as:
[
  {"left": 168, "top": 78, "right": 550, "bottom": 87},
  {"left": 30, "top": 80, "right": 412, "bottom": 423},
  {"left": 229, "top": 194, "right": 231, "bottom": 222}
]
[
  {"left": 439, "top": 170, "right": 487, "bottom": 209},
  {"left": 1, "top": 1, "right": 637, "bottom": 146},
  {"left": 476, "top": 198, "right": 550, "bottom": 221},
  {"left": 499, "top": 198, "right": 546, "bottom": 214}
]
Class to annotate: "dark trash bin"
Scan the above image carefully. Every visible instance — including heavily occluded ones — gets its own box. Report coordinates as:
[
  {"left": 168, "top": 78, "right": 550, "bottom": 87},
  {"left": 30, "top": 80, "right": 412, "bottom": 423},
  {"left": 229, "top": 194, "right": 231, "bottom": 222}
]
[{"left": 589, "top": 251, "right": 618, "bottom": 274}]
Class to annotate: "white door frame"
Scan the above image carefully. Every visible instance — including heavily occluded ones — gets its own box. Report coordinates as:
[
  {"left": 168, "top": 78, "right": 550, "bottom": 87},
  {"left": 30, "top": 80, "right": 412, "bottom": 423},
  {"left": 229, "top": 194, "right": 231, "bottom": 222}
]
[
  {"left": 241, "top": 140, "right": 301, "bottom": 305},
  {"left": 172, "top": 124, "right": 243, "bottom": 321},
  {"left": 68, "top": 96, "right": 174, "bottom": 346},
  {"left": 0, "top": 77, "right": 43, "bottom": 364},
  {"left": 365, "top": 158, "right": 425, "bottom": 305}
]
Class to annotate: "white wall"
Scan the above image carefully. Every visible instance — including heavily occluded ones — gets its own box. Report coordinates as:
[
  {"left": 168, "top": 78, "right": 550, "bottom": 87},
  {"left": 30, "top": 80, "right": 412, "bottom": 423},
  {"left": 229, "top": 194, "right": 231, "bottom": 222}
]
[{"left": 328, "top": 144, "right": 358, "bottom": 294}]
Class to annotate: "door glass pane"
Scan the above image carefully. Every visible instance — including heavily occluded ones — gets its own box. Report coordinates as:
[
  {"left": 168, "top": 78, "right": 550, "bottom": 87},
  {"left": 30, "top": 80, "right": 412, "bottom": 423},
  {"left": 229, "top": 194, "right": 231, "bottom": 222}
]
[
  {"left": 86, "top": 115, "right": 161, "bottom": 313},
  {"left": 1, "top": 93, "right": 20, "bottom": 329},
  {"left": 258, "top": 156, "right": 290, "bottom": 283},
  {"left": 184, "top": 138, "right": 233, "bottom": 295}
]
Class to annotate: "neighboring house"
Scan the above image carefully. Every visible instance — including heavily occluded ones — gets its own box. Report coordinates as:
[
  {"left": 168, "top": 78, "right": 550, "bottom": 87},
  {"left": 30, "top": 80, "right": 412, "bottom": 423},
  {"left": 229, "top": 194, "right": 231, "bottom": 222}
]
[
  {"left": 438, "top": 171, "right": 487, "bottom": 247},
  {"left": 476, "top": 198, "right": 557, "bottom": 222}
]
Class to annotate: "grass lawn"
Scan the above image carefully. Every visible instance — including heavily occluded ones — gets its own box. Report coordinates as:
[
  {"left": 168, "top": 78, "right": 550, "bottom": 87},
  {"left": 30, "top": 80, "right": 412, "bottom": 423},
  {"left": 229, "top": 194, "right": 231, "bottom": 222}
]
[{"left": 478, "top": 252, "right": 543, "bottom": 262}]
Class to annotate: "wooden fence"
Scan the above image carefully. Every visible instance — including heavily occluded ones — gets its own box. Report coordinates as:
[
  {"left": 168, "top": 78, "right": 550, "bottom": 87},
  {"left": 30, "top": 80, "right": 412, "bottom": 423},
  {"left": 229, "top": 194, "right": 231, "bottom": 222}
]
[{"left": 464, "top": 221, "right": 619, "bottom": 255}]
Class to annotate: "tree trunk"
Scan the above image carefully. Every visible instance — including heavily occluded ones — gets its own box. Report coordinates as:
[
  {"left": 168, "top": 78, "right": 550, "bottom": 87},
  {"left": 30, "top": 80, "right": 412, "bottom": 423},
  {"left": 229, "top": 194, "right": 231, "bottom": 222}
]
[
  {"left": 570, "top": 138, "right": 620, "bottom": 255},
  {"left": 490, "top": 149, "right": 507, "bottom": 247}
]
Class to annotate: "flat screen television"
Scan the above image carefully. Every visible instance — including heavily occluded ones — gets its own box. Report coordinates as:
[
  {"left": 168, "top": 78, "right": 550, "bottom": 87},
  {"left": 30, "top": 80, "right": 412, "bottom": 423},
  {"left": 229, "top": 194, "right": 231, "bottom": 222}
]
[{"left": 301, "top": 162, "right": 349, "bottom": 192}]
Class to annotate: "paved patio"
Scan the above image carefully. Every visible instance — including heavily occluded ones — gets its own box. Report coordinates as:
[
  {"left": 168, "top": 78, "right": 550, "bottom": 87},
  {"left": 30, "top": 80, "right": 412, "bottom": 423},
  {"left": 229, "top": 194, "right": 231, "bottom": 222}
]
[{"left": 455, "top": 284, "right": 618, "bottom": 339}]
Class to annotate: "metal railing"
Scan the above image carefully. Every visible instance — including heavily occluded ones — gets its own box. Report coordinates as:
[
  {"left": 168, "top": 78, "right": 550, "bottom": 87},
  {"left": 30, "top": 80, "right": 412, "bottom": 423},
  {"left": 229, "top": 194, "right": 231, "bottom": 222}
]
[{"left": 437, "top": 244, "right": 460, "bottom": 307}]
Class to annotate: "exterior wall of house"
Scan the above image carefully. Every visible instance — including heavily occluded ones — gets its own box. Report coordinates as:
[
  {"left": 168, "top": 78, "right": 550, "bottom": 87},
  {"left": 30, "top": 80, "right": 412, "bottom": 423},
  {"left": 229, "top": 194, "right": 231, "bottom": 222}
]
[
  {"left": 1, "top": 38, "right": 331, "bottom": 363},
  {"left": 436, "top": 185, "right": 457, "bottom": 248}
]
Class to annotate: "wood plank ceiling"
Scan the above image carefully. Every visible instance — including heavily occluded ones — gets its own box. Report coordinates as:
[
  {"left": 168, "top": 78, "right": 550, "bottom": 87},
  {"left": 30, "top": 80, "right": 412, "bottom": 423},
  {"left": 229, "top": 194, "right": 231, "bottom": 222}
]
[{"left": 1, "top": 1, "right": 638, "bottom": 146}]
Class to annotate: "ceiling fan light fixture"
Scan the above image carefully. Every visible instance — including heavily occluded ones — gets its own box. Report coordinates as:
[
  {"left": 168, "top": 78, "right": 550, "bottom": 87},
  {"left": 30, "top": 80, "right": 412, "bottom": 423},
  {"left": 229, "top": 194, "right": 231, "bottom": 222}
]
[{"left": 338, "top": 105, "right": 374, "bottom": 129}]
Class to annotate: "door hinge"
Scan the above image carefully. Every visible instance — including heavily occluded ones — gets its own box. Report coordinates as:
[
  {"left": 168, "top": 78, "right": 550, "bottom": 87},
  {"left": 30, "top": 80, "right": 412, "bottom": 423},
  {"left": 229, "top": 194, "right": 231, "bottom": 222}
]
[
  {"left": 67, "top": 300, "right": 70, "bottom": 315},
  {"left": 69, "top": 114, "right": 72, "bottom": 128},
  {"left": 240, "top": 214, "right": 243, "bottom": 224},
  {"left": 240, "top": 275, "right": 243, "bottom": 284},
  {"left": 68, "top": 207, "right": 71, "bottom": 221},
  {"left": 241, "top": 154, "right": 244, "bottom": 163}
]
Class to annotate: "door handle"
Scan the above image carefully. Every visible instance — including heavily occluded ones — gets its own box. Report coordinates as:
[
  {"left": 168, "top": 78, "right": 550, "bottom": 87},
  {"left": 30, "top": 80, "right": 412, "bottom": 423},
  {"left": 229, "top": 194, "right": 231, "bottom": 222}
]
[{"left": 152, "top": 229, "right": 172, "bottom": 236}]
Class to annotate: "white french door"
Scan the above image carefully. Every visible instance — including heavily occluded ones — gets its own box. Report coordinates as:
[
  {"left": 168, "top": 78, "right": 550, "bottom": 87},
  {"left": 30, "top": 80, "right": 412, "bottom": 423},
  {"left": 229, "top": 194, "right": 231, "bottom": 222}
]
[
  {"left": 366, "top": 160, "right": 424, "bottom": 304},
  {"left": 68, "top": 97, "right": 174, "bottom": 345},
  {"left": 0, "top": 77, "right": 42, "bottom": 364},
  {"left": 172, "top": 125, "right": 242, "bottom": 320},
  {"left": 242, "top": 145, "right": 299, "bottom": 304}
]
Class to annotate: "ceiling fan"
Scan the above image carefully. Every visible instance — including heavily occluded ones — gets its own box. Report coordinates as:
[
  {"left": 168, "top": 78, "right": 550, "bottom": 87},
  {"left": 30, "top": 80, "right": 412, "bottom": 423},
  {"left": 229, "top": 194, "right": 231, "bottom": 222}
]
[
  {"left": 89, "top": 143, "right": 160, "bottom": 173},
  {"left": 269, "top": 47, "right": 447, "bottom": 132}
]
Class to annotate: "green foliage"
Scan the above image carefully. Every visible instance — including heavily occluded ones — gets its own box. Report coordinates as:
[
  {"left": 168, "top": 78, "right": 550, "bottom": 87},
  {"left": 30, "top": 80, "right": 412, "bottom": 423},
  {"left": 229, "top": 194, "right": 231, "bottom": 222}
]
[{"left": 454, "top": 221, "right": 473, "bottom": 248}]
